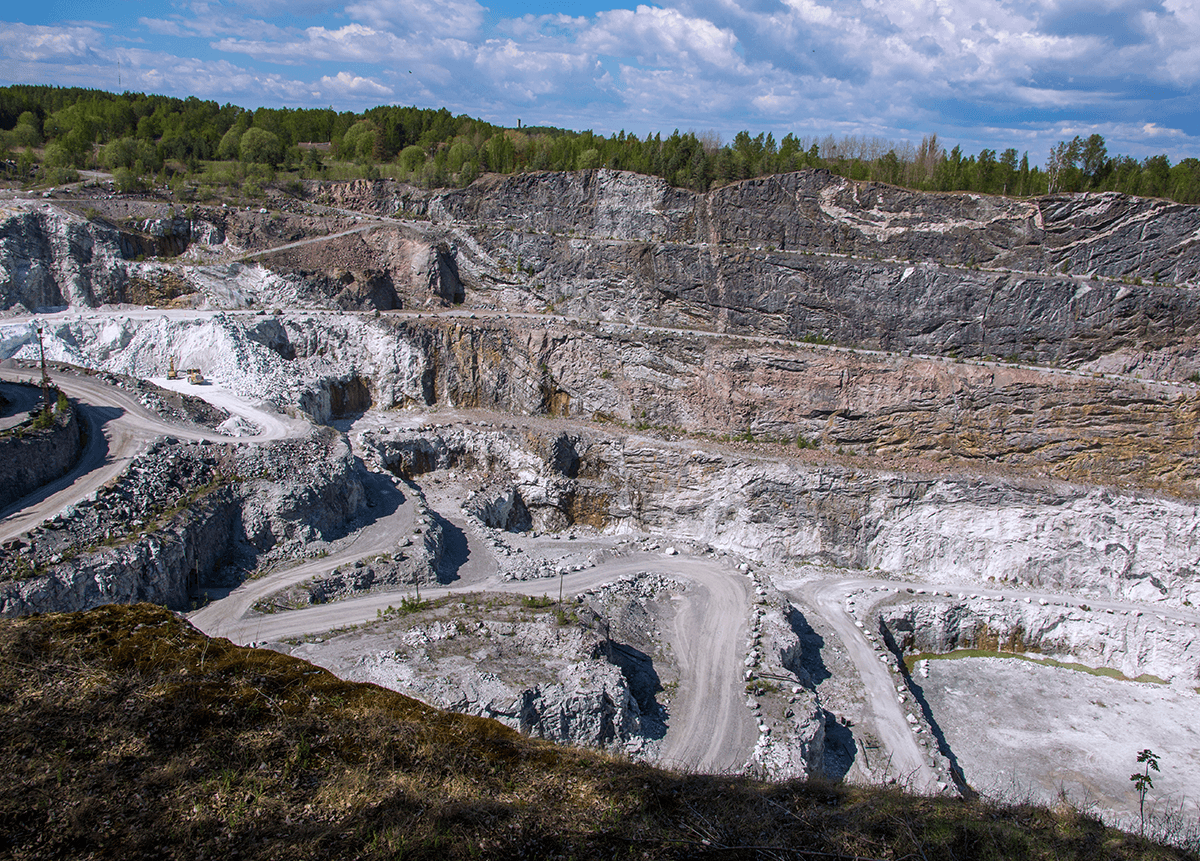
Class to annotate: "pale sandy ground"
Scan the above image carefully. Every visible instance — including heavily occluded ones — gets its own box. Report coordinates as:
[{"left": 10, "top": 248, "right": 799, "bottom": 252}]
[{"left": 916, "top": 656, "right": 1200, "bottom": 831}]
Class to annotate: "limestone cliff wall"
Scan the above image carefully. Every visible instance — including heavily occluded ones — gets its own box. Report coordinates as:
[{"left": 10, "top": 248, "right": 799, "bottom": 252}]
[
  {"left": 7, "top": 312, "right": 1196, "bottom": 495},
  {"left": 365, "top": 425, "right": 1200, "bottom": 607},
  {"left": 0, "top": 207, "right": 129, "bottom": 310},
  {"left": 878, "top": 598, "right": 1200, "bottom": 687},
  {"left": 311, "top": 171, "right": 1200, "bottom": 365},
  {"left": 0, "top": 490, "right": 238, "bottom": 617},
  {"left": 7, "top": 173, "right": 1200, "bottom": 368}
]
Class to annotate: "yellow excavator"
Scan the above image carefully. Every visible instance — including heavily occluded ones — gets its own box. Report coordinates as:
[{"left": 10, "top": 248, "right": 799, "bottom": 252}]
[{"left": 168, "top": 357, "right": 205, "bottom": 384}]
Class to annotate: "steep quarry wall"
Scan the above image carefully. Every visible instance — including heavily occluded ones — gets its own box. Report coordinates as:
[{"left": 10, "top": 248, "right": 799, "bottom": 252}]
[
  {"left": 878, "top": 598, "right": 1200, "bottom": 687},
  {"left": 307, "top": 171, "right": 1200, "bottom": 366},
  {"left": 0, "top": 201, "right": 307, "bottom": 313},
  {"left": 364, "top": 425, "right": 1200, "bottom": 606},
  {"left": 0, "top": 489, "right": 239, "bottom": 617},
  {"left": 0, "top": 388, "right": 82, "bottom": 507},
  {"left": 7, "top": 312, "right": 1196, "bottom": 496},
  {"left": 9, "top": 173, "right": 1200, "bottom": 372},
  {"left": 0, "top": 205, "right": 130, "bottom": 310}
]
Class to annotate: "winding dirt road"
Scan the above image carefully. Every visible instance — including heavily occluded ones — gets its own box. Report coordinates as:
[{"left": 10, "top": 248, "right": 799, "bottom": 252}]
[
  {"left": 13, "top": 318, "right": 1191, "bottom": 785},
  {"left": 0, "top": 367, "right": 304, "bottom": 543},
  {"left": 3, "top": 364, "right": 759, "bottom": 773},
  {"left": 193, "top": 548, "right": 758, "bottom": 774},
  {"left": 792, "top": 576, "right": 1200, "bottom": 793}
]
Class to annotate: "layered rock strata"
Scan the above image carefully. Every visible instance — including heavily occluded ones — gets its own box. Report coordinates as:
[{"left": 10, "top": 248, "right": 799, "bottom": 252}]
[
  {"left": 11, "top": 312, "right": 1184, "bottom": 495},
  {"left": 364, "top": 424, "right": 1200, "bottom": 606},
  {"left": 305, "top": 171, "right": 1200, "bottom": 365},
  {"left": 9, "top": 171, "right": 1200, "bottom": 372}
]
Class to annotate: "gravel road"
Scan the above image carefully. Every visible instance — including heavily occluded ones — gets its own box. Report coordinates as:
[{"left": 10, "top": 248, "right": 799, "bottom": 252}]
[
  {"left": 0, "top": 367, "right": 305, "bottom": 542},
  {"left": 801, "top": 579, "right": 940, "bottom": 793},
  {"left": 193, "top": 550, "right": 757, "bottom": 775}
]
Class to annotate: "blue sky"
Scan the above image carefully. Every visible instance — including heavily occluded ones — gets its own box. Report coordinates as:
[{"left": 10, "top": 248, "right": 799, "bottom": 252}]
[{"left": 3, "top": 0, "right": 1200, "bottom": 162}]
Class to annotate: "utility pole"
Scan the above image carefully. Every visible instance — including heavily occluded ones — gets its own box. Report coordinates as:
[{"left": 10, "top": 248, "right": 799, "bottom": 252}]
[{"left": 35, "top": 323, "right": 50, "bottom": 411}]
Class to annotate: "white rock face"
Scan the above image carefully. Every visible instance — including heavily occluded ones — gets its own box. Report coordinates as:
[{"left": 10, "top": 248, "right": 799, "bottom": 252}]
[
  {"left": 880, "top": 599, "right": 1200, "bottom": 687},
  {"left": 363, "top": 425, "right": 1200, "bottom": 607},
  {"left": 866, "top": 487, "right": 1200, "bottom": 603},
  {"left": 0, "top": 204, "right": 128, "bottom": 311},
  {"left": 0, "top": 312, "right": 428, "bottom": 418},
  {"left": 358, "top": 650, "right": 650, "bottom": 751}
]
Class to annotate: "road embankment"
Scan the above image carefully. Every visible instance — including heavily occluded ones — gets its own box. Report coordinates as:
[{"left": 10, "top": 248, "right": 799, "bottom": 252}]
[{"left": 0, "top": 385, "right": 82, "bottom": 511}]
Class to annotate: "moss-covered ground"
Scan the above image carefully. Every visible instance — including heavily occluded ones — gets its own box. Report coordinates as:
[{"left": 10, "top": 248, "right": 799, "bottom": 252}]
[{"left": 1, "top": 604, "right": 1195, "bottom": 860}]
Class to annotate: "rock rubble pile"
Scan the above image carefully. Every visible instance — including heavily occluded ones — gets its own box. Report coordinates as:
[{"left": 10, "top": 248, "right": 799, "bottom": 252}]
[
  {"left": 0, "top": 428, "right": 367, "bottom": 616},
  {"left": 346, "top": 575, "right": 679, "bottom": 758}
]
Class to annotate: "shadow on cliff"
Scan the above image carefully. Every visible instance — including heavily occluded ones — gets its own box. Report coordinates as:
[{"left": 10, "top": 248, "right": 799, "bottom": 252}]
[
  {"left": 356, "top": 468, "right": 404, "bottom": 522},
  {"left": 879, "top": 626, "right": 978, "bottom": 800},
  {"left": 784, "top": 606, "right": 856, "bottom": 779},
  {"left": 603, "top": 640, "right": 668, "bottom": 740},
  {"left": 273, "top": 465, "right": 405, "bottom": 552},
  {"left": 0, "top": 404, "right": 122, "bottom": 520},
  {"left": 433, "top": 511, "right": 466, "bottom": 583},
  {"left": 785, "top": 605, "right": 831, "bottom": 685},
  {"left": 202, "top": 464, "right": 405, "bottom": 594},
  {"left": 822, "top": 715, "right": 856, "bottom": 781}
]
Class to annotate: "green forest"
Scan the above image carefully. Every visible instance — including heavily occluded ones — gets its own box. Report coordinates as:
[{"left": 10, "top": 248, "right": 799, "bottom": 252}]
[{"left": 3, "top": 83, "right": 1200, "bottom": 203}]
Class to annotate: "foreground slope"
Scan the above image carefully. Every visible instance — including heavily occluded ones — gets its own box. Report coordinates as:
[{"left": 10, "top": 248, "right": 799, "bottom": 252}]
[{"left": 1, "top": 603, "right": 1194, "bottom": 861}]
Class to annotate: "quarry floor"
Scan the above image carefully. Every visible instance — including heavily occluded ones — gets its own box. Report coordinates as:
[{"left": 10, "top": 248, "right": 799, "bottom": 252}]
[{"left": 919, "top": 656, "right": 1200, "bottom": 829}]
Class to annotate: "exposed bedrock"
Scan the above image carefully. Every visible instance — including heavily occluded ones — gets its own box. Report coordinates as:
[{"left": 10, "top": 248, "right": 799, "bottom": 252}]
[
  {"left": 878, "top": 599, "right": 1200, "bottom": 688},
  {"left": 121, "top": 215, "right": 226, "bottom": 260},
  {"left": 322, "top": 169, "right": 1193, "bottom": 279},
  {"left": 364, "top": 425, "right": 1200, "bottom": 606},
  {"left": 307, "top": 170, "right": 1200, "bottom": 365},
  {"left": 348, "top": 580, "right": 674, "bottom": 757},
  {"left": 750, "top": 600, "right": 827, "bottom": 779},
  {"left": 0, "top": 428, "right": 367, "bottom": 617},
  {"left": 0, "top": 388, "right": 82, "bottom": 507},
  {"left": 361, "top": 641, "right": 654, "bottom": 754},
  {"left": 0, "top": 206, "right": 130, "bottom": 310},
  {"left": 0, "top": 205, "right": 235, "bottom": 312},
  {"left": 0, "top": 489, "right": 240, "bottom": 618},
  {"left": 6, "top": 311, "right": 1198, "bottom": 494},
  {"left": 300, "top": 374, "right": 375, "bottom": 424},
  {"left": 8, "top": 173, "right": 1200, "bottom": 370}
]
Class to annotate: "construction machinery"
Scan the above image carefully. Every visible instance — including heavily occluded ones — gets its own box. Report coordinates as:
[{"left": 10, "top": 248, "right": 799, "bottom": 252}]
[
  {"left": 186, "top": 368, "right": 206, "bottom": 385},
  {"left": 167, "top": 356, "right": 178, "bottom": 380}
]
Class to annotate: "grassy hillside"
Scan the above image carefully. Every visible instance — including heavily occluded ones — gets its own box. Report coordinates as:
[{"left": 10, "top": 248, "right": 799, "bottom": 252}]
[{"left": 1, "top": 603, "right": 1193, "bottom": 860}]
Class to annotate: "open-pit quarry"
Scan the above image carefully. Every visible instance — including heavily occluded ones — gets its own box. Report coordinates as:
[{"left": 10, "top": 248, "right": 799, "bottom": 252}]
[{"left": 3, "top": 168, "right": 1200, "bottom": 838}]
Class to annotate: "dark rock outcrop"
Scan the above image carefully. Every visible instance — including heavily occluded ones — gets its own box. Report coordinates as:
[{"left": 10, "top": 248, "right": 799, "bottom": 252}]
[{"left": 0, "top": 390, "right": 82, "bottom": 509}]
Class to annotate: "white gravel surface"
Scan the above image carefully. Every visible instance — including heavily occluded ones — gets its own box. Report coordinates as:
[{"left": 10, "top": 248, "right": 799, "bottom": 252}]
[{"left": 919, "top": 655, "right": 1200, "bottom": 828}]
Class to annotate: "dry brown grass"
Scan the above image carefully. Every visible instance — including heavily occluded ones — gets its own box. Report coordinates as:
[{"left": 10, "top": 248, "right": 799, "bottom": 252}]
[{"left": 1, "top": 603, "right": 1195, "bottom": 860}]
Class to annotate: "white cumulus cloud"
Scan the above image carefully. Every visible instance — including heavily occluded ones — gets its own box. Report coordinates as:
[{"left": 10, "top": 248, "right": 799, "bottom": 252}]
[{"left": 314, "top": 71, "right": 393, "bottom": 98}]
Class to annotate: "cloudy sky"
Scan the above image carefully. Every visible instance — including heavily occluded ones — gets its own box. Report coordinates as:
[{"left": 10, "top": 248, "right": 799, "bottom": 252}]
[{"left": 3, "top": 0, "right": 1199, "bottom": 161}]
